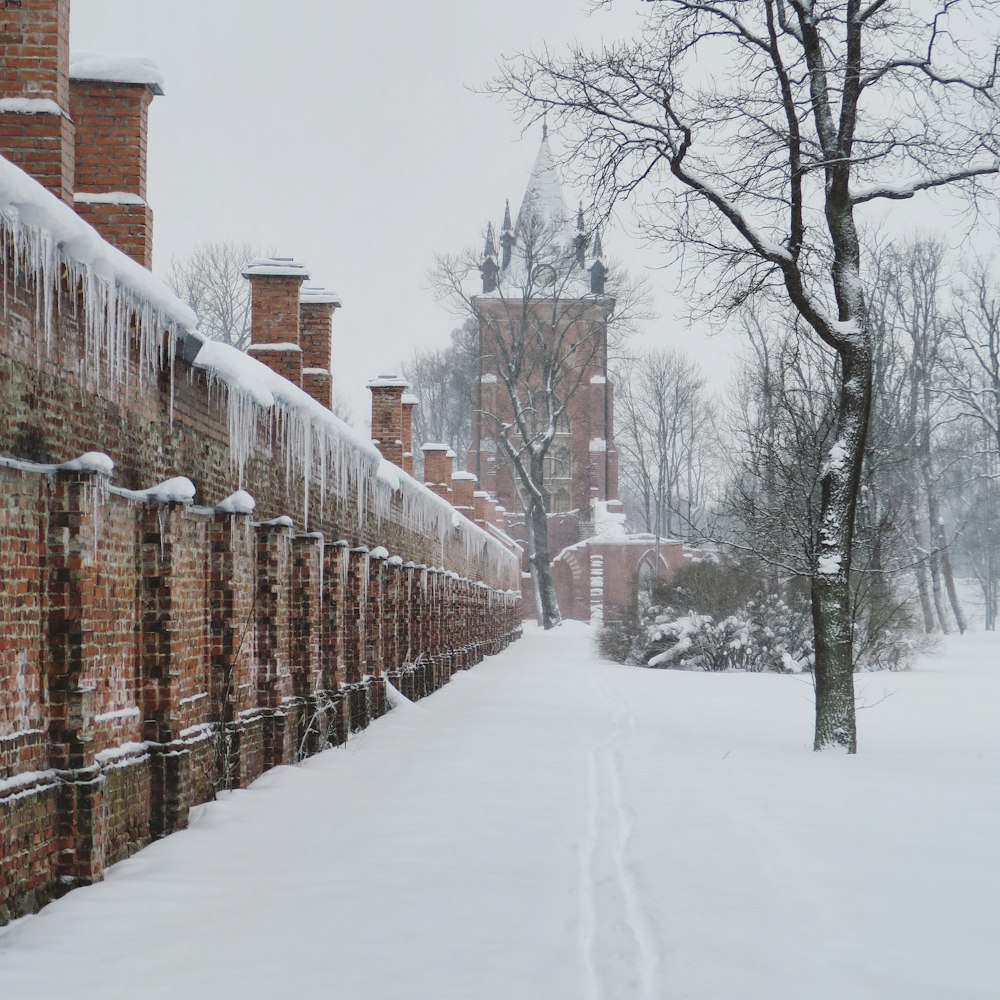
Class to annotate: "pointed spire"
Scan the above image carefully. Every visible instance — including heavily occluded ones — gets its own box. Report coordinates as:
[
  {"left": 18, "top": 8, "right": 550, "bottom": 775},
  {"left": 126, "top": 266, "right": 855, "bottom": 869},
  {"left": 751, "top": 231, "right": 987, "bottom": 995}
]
[
  {"left": 481, "top": 222, "right": 499, "bottom": 293},
  {"left": 501, "top": 199, "right": 515, "bottom": 270},
  {"left": 575, "top": 202, "right": 588, "bottom": 268},
  {"left": 590, "top": 226, "right": 606, "bottom": 294},
  {"left": 515, "top": 127, "right": 573, "bottom": 242},
  {"left": 542, "top": 114, "right": 548, "bottom": 141},
  {"left": 592, "top": 226, "right": 604, "bottom": 261}
]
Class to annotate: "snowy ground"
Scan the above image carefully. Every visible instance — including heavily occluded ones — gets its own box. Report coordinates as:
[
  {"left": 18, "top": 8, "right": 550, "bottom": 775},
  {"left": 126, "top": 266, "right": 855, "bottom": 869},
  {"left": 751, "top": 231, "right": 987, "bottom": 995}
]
[{"left": 1, "top": 622, "right": 997, "bottom": 1000}]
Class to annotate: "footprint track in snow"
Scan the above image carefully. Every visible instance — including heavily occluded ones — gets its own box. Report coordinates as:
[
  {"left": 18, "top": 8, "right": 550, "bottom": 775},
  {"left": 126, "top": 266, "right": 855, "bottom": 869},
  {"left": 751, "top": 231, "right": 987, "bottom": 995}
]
[{"left": 579, "top": 676, "right": 662, "bottom": 1000}]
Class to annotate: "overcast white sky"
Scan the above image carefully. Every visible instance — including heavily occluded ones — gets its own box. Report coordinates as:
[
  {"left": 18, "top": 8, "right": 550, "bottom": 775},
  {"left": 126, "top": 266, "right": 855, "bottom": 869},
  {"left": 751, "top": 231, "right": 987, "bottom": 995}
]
[{"left": 70, "top": 0, "right": 734, "bottom": 423}]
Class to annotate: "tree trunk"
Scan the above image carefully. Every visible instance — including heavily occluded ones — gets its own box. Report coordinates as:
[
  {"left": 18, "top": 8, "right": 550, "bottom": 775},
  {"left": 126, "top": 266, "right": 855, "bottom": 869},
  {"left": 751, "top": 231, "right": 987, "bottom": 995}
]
[
  {"left": 528, "top": 497, "right": 561, "bottom": 629},
  {"left": 933, "top": 518, "right": 967, "bottom": 633},
  {"left": 811, "top": 342, "right": 868, "bottom": 753},
  {"left": 907, "top": 500, "right": 936, "bottom": 633}
]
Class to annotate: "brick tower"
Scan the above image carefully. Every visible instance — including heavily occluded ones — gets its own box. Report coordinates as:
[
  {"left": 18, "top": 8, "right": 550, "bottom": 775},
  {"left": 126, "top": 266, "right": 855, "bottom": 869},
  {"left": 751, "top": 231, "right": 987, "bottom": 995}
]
[{"left": 469, "top": 131, "right": 619, "bottom": 557}]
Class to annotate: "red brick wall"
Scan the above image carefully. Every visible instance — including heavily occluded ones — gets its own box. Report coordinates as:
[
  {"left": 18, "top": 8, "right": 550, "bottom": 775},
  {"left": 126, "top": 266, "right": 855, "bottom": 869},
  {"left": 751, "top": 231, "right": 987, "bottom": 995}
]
[
  {"left": 0, "top": 206, "right": 522, "bottom": 924},
  {"left": 0, "top": 462, "right": 523, "bottom": 922}
]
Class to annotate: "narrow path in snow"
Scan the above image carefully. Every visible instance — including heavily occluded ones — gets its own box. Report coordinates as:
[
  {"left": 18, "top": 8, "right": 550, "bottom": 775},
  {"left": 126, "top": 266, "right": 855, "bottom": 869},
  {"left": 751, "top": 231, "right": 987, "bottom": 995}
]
[
  {"left": 579, "top": 672, "right": 661, "bottom": 1000},
  {"left": 1, "top": 621, "right": 998, "bottom": 1000}
]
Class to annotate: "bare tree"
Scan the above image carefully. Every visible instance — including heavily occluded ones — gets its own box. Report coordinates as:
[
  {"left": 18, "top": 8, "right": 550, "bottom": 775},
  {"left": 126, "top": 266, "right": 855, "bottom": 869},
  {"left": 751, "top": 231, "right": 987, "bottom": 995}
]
[
  {"left": 497, "top": 0, "right": 1000, "bottom": 750},
  {"left": 403, "top": 318, "right": 479, "bottom": 477},
  {"left": 166, "top": 241, "right": 272, "bottom": 350},
  {"left": 615, "top": 345, "right": 717, "bottom": 538}
]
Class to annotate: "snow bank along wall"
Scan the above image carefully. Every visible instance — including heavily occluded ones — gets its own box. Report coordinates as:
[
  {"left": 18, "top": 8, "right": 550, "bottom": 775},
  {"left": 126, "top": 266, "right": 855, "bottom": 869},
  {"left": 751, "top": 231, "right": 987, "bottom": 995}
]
[{"left": 0, "top": 0, "right": 521, "bottom": 924}]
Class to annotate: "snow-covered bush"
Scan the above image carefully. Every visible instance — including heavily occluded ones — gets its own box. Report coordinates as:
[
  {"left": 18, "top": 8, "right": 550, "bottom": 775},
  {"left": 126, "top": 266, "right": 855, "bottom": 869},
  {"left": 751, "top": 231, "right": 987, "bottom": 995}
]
[
  {"left": 642, "top": 597, "right": 813, "bottom": 673},
  {"left": 598, "top": 555, "right": 919, "bottom": 673}
]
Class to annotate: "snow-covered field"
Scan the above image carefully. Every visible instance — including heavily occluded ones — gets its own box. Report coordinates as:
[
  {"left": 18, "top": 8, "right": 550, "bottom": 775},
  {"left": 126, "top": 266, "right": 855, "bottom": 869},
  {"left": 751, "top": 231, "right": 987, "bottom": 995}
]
[{"left": 1, "top": 622, "right": 996, "bottom": 1000}]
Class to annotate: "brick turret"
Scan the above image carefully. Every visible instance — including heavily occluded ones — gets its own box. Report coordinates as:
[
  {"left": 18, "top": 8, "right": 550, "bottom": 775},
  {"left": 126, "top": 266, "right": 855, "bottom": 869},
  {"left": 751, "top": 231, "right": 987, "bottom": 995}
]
[
  {"left": 69, "top": 54, "right": 163, "bottom": 268},
  {"left": 451, "top": 471, "right": 478, "bottom": 520},
  {"left": 367, "top": 375, "right": 409, "bottom": 468},
  {"left": 421, "top": 444, "right": 453, "bottom": 500},
  {"left": 299, "top": 286, "right": 341, "bottom": 411},
  {"left": 243, "top": 257, "right": 309, "bottom": 386},
  {"left": 0, "top": 0, "right": 75, "bottom": 204}
]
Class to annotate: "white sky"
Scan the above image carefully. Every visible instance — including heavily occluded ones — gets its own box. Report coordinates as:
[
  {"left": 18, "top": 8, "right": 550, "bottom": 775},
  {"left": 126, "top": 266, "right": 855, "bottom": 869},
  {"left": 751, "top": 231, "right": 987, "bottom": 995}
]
[{"left": 70, "top": 0, "right": 734, "bottom": 424}]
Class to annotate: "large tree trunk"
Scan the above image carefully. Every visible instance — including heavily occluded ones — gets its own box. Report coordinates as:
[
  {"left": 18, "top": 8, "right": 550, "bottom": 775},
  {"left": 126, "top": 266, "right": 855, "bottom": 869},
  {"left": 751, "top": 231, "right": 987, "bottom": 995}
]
[
  {"left": 811, "top": 342, "right": 869, "bottom": 753},
  {"left": 528, "top": 496, "right": 561, "bottom": 629}
]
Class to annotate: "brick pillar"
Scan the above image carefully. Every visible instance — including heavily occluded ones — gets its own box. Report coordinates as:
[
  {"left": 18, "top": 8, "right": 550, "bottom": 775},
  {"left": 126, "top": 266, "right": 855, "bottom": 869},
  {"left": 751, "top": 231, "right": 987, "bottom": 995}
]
[
  {"left": 421, "top": 444, "right": 453, "bottom": 500},
  {"left": 299, "top": 286, "right": 340, "bottom": 411},
  {"left": 400, "top": 393, "right": 418, "bottom": 475},
  {"left": 451, "top": 471, "right": 478, "bottom": 520},
  {"left": 243, "top": 258, "right": 309, "bottom": 385},
  {"left": 69, "top": 57, "right": 162, "bottom": 268},
  {"left": 366, "top": 548, "right": 385, "bottom": 674},
  {"left": 323, "top": 541, "right": 349, "bottom": 690},
  {"left": 413, "top": 564, "right": 429, "bottom": 665},
  {"left": 343, "top": 547, "right": 369, "bottom": 685},
  {"left": 473, "top": 490, "right": 490, "bottom": 529},
  {"left": 0, "top": 0, "right": 75, "bottom": 204},
  {"left": 401, "top": 561, "right": 417, "bottom": 664},
  {"left": 255, "top": 520, "right": 294, "bottom": 769},
  {"left": 367, "top": 375, "right": 409, "bottom": 468},
  {"left": 290, "top": 533, "right": 323, "bottom": 699},
  {"left": 384, "top": 555, "right": 403, "bottom": 670},
  {"left": 428, "top": 568, "right": 445, "bottom": 686}
]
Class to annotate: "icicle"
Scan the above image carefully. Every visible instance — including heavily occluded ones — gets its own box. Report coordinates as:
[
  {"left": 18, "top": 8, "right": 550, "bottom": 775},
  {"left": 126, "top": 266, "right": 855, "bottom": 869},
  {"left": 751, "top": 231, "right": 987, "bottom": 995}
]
[{"left": 157, "top": 504, "right": 168, "bottom": 562}]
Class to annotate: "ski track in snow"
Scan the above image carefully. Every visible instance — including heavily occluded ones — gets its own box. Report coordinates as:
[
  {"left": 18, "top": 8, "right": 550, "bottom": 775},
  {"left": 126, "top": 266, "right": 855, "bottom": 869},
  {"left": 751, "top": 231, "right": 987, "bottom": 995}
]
[{"left": 580, "top": 672, "right": 661, "bottom": 1000}]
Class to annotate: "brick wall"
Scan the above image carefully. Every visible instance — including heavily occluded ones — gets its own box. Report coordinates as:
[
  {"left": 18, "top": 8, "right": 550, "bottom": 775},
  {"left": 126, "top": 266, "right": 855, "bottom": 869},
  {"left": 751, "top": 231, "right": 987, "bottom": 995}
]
[
  {"left": 0, "top": 462, "right": 523, "bottom": 924},
  {"left": 0, "top": 203, "right": 521, "bottom": 927}
]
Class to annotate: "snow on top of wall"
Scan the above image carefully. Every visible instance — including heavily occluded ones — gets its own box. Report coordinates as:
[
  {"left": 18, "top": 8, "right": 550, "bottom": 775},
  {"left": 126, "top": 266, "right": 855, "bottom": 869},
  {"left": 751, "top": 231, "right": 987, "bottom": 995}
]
[
  {"left": 300, "top": 286, "right": 342, "bottom": 307},
  {"left": 248, "top": 342, "right": 302, "bottom": 353},
  {"left": 401, "top": 393, "right": 419, "bottom": 406},
  {"left": 0, "top": 152, "right": 198, "bottom": 336},
  {"left": 116, "top": 476, "right": 196, "bottom": 505},
  {"left": 302, "top": 367, "right": 329, "bottom": 376},
  {"left": 377, "top": 460, "right": 401, "bottom": 490},
  {"left": 370, "top": 546, "right": 390, "bottom": 560},
  {"left": 69, "top": 52, "right": 165, "bottom": 95},
  {"left": 0, "top": 98, "right": 64, "bottom": 115},
  {"left": 421, "top": 442, "right": 451, "bottom": 451},
  {"left": 74, "top": 192, "right": 147, "bottom": 207},
  {"left": 452, "top": 471, "right": 478, "bottom": 482},
  {"left": 59, "top": 451, "right": 116, "bottom": 475},
  {"left": 367, "top": 375, "right": 410, "bottom": 389},
  {"left": 0, "top": 451, "right": 115, "bottom": 477},
  {"left": 216, "top": 489, "right": 255, "bottom": 515},
  {"left": 242, "top": 257, "right": 310, "bottom": 279}
]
